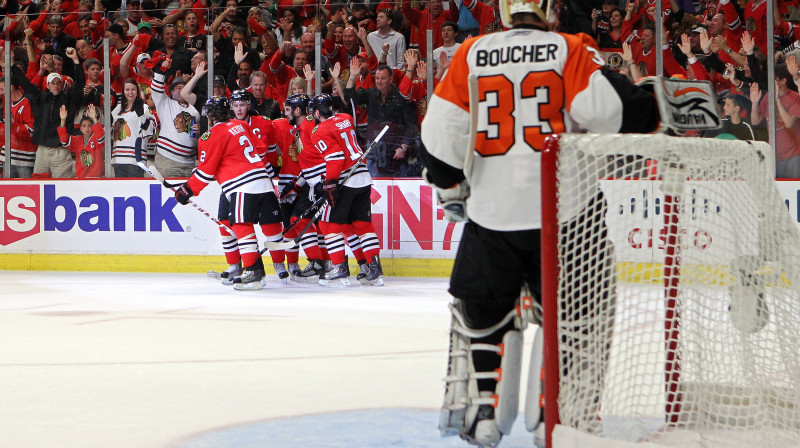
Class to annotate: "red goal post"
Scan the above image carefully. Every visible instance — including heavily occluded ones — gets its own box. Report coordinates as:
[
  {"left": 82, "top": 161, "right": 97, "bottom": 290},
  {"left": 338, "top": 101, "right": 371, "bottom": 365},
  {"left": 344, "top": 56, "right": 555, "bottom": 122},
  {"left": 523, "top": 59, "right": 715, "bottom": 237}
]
[{"left": 539, "top": 133, "right": 800, "bottom": 448}]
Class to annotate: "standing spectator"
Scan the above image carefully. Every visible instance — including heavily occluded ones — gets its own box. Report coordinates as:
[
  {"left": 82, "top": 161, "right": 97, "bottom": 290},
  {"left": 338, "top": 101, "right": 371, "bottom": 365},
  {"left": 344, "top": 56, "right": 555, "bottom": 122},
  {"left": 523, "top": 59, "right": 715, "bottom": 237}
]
[
  {"left": 274, "top": 8, "right": 306, "bottom": 44},
  {"left": 58, "top": 104, "right": 105, "bottom": 178},
  {"left": 750, "top": 64, "right": 800, "bottom": 178},
  {"left": 461, "top": 0, "right": 502, "bottom": 35},
  {"left": 705, "top": 93, "right": 757, "bottom": 140},
  {"left": 366, "top": 9, "right": 406, "bottom": 70},
  {"left": 401, "top": 0, "right": 457, "bottom": 56},
  {"left": 177, "top": 10, "right": 207, "bottom": 53},
  {"left": 344, "top": 63, "right": 417, "bottom": 177},
  {"left": 433, "top": 21, "right": 461, "bottom": 73},
  {"left": 111, "top": 78, "right": 156, "bottom": 177},
  {"left": 46, "top": 16, "right": 78, "bottom": 72},
  {"left": 248, "top": 71, "right": 282, "bottom": 119},
  {"left": 156, "top": 24, "right": 194, "bottom": 79},
  {"left": 0, "top": 78, "right": 36, "bottom": 178},
  {"left": 215, "top": 26, "right": 262, "bottom": 80},
  {"left": 10, "top": 47, "right": 85, "bottom": 178},
  {"left": 151, "top": 58, "right": 201, "bottom": 177},
  {"left": 106, "top": 23, "right": 133, "bottom": 94},
  {"left": 123, "top": 0, "right": 145, "bottom": 36},
  {"left": 267, "top": 41, "right": 311, "bottom": 96}
]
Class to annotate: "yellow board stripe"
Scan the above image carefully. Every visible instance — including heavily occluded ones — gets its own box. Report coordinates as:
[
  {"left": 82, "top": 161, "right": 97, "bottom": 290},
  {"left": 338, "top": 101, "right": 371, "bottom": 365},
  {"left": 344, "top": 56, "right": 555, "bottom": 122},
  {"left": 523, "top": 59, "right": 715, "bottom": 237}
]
[{"left": 0, "top": 254, "right": 455, "bottom": 277}]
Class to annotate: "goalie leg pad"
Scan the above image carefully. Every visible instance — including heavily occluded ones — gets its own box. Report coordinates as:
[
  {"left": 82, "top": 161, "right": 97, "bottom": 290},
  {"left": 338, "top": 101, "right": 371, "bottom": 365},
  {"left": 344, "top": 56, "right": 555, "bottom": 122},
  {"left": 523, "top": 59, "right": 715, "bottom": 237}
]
[
  {"left": 524, "top": 325, "right": 544, "bottom": 432},
  {"left": 728, "top": 255, "right": 769, "bottom": 334},
  {"left": 439, "top": 300, "right": 524, "bottom": 446}
]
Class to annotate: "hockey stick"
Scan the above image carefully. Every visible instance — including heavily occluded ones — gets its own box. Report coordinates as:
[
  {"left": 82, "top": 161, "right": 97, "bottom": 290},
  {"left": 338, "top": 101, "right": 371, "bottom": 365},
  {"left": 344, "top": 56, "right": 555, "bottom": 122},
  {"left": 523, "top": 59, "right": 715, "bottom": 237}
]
[
  {"left": 261, "top": 124, "right": 390, "bottom": 251},
  {"left": 137, "top": 161, "right": 235, "bottom": 235},
  {"left": 465, "top": 73, "right": 479, "bottom": 179}
]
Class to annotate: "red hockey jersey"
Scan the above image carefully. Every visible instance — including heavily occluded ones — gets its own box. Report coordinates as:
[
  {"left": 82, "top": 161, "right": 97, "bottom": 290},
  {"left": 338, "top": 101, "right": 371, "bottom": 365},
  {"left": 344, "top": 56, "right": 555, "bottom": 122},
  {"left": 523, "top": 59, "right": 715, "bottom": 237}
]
[
  {"left": 187, "top": 119, "right": 272, "bottom": 196},
  {"left": 311, "top": 113, "right": 371, "bottom": 188}
]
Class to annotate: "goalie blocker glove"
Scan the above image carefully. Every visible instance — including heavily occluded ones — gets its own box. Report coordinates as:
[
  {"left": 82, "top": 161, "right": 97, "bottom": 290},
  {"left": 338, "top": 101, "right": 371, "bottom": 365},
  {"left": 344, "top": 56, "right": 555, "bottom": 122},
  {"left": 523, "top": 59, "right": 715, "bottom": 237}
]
[
  {"left": 423, "top": 168, "right": 469, "bottom": 222},
  {"left": 175, "top": 183, "right": 194, "bottom": 205}
]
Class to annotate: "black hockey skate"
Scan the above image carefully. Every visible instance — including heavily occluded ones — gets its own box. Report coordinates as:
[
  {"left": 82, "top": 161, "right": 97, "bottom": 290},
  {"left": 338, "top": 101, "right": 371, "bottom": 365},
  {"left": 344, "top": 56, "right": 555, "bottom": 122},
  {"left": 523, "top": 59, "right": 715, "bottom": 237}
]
[
  {"left": 296, "top": 259, "right": 325, "bottom": 283},
  {"left": 321, "top": 261, "right": 350, "bottom": 286},
  {"left": 219, "top": 263, "right": 242, "bottom": 285},
  {"left": 233, "top": 258, "right": 266, "bottom": 290},
  {"left": 273, "top": 262, "right": 289, "bottom": 284},
  {"left": 356, "top": 260, "right": 369, "bottom": 285},
  {"left": 364, "top": 255, "right": 384, "bottom": 286},
  {"left": 287, "top": 263, "right": 302, "bottom": 281}
]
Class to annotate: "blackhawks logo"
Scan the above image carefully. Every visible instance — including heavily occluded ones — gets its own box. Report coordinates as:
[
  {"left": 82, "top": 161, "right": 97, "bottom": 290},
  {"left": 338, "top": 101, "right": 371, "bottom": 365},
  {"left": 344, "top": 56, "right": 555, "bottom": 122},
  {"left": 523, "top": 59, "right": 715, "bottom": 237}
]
[
  {"left": 112, "top": 118, "right": 132, "bottom": 141},
  {"left": 173, "top": 111, "right": 194, "bottom": 134}
]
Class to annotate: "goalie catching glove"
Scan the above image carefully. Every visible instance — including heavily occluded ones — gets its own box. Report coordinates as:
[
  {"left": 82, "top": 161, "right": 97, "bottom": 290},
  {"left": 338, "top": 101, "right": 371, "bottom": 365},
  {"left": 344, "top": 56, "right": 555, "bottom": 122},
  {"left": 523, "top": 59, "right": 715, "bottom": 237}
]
[
  {"left": 423, "top": 168, "right": 470, "bottom": 222},
  {"left": 175, "top": 183, "right": 194, "bottom": 205}
]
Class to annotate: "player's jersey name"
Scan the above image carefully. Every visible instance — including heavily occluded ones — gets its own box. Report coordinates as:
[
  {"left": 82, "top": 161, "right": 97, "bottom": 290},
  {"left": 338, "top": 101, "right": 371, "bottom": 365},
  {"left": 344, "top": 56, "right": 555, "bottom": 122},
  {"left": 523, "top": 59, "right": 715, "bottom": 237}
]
[
  {"left": 228, "top": 124, "right": 247, "bottom": 136},
  {"left": 475, "top": 43, "right": 558, "bottom": 67}
]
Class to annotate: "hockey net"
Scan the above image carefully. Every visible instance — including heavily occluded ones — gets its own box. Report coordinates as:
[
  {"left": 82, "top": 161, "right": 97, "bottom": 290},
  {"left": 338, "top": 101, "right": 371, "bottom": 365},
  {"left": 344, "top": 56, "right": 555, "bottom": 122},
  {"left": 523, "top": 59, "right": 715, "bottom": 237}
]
[{"left": 540, "top": 133, "right": 800, "bottom": 448}]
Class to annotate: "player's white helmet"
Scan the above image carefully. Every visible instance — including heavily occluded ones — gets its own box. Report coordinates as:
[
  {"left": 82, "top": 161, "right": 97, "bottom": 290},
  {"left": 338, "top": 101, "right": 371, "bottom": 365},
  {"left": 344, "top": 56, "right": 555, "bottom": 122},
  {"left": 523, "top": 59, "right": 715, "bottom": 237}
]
[{"left": 499, "top": 0, "right": 549, "bottom": 28}]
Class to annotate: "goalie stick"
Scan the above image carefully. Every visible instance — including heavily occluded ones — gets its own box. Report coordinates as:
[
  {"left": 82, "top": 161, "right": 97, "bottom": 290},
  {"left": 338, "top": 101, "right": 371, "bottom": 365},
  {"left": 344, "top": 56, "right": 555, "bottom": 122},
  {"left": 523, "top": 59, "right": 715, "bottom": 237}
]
[
  {"left": 260, "top": 124, "right": 390, "bottom": 251},
  {"left": 137, "top": 161, "right": 236, "bottom": 235}
]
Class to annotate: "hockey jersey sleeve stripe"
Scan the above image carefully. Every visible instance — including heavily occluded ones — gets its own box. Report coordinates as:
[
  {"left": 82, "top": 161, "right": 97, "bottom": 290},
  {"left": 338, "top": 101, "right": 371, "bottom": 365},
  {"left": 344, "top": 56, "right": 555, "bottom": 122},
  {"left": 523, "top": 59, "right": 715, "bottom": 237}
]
[
  {"left": 194, "top": 168, "right": 214, "bottom": 183},
  {"left": 561, "top": 33, "right": 606, "bottom": 113},
  {"left": 324, "top": 151, "right": 346, "bottom": 161}
]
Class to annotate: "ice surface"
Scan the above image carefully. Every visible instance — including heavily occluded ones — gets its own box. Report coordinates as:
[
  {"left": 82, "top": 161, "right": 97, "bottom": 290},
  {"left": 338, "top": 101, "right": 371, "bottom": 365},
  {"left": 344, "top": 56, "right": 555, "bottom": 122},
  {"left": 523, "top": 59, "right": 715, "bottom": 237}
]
[{"left": 0, "top": 271, "right": 538, "bottom": 448}]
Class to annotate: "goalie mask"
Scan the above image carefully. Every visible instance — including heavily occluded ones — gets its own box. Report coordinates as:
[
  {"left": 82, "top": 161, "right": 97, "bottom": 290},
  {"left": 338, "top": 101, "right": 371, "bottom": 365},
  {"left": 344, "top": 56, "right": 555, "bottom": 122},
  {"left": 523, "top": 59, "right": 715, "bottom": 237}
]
[{"left": 499, "top": 0, "right": 550, "bottom": 28}]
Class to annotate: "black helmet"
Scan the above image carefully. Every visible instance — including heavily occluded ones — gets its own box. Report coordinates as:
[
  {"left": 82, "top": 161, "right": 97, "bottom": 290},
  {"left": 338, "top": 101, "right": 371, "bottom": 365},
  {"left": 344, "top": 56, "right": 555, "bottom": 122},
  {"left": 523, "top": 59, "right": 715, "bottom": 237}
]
[
  {"left": 202, "top": 96, "right": 231, "bottom": 123},
  {"left": 230, "top": 89, "right": 251, "bottom": 104},
  {"left": 285, "top": 93, "right": 310, "bottom": 114},
  {"left": 308, "top": 94, "right": 334, "bottom": 119}
]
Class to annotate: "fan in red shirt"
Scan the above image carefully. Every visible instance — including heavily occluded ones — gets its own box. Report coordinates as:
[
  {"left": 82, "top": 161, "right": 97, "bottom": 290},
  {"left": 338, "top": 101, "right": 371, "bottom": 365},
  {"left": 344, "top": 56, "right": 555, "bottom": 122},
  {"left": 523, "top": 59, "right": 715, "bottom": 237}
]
[
  {"left": 57, "top": 104, "right": 105, "bottom": 178},
  {"left": 308, "top": 94, "right": 384, "bottom": 287},
  {"left": 173, "top": 96, "right": 287, "bottom": 291}
]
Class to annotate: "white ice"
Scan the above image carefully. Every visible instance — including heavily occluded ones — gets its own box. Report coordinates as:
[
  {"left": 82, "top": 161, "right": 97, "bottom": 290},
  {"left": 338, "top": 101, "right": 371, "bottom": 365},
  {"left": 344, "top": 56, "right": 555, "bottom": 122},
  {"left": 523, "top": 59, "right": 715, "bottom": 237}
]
[{"left": 0, "top": 271, "right": 538, "bottom": 448}]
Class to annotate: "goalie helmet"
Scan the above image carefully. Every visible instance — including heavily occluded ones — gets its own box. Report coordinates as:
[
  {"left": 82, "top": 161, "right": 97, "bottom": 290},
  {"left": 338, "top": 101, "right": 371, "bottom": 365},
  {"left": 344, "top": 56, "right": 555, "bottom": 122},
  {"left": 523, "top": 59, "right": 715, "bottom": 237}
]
[
  {"left": 202, "top": 96, "right": 231, "bottom": 124},
  {"left": 309, "top": 94, "right": 335, "bottom": 120},
  {"left": 499, "top": 0, "right": 550, "bottom": 28}
]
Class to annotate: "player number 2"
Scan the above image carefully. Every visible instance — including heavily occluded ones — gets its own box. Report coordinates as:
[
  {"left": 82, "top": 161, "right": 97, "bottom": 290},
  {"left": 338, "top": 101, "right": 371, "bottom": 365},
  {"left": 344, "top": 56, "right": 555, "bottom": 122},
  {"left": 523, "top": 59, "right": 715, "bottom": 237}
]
[
  {"left": 474, "top": 71, "right": 565, "bottom": 156},
  {"left": 240, "top": 135, "right": 260, "bottom": 163}
]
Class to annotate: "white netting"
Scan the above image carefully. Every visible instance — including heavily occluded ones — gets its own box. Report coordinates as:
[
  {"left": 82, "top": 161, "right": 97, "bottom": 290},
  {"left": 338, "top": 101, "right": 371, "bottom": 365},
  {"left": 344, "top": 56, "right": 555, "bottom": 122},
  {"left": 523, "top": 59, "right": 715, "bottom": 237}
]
[{"left": 551, "top": 134, "right": 800, "bottom": 448}]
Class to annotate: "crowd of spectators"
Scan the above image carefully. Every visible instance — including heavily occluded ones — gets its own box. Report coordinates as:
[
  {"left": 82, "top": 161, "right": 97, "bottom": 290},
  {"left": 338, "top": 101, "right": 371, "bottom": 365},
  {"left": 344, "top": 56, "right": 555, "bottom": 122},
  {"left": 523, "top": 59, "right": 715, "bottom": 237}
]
[{"left": 0, "top": 0, "right": 797, "bottom": 178}]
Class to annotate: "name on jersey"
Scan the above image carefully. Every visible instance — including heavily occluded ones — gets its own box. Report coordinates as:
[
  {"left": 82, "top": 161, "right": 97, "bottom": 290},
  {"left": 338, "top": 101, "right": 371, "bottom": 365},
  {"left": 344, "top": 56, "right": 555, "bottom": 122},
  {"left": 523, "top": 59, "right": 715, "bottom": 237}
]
[
  {"left": 476, "top": 44, "right": 557, "bottom": 67},
  {"left": 334, "top": 119, "right": 352, "bottom": 130},
  {"left": 229, "top": 124, "right": 246, "bottom": 136}
]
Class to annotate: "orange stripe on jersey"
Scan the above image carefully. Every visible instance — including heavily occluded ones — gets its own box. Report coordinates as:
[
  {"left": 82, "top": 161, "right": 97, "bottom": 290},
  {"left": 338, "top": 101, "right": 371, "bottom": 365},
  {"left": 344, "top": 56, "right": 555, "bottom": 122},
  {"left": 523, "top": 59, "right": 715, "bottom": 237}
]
[
  {"left": 431, "top": 36, "right": 482, "bottom": 112},
  {"left": 561, "top": 33, "right": 606, "bottom": 112}
]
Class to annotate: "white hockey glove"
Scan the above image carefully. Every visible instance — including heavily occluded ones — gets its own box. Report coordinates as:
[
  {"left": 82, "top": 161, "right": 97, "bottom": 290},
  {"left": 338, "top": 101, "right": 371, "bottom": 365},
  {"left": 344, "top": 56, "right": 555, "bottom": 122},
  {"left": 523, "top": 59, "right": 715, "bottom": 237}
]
[{"left": 423, "top": 167, "right": 470, "bottom": 222}]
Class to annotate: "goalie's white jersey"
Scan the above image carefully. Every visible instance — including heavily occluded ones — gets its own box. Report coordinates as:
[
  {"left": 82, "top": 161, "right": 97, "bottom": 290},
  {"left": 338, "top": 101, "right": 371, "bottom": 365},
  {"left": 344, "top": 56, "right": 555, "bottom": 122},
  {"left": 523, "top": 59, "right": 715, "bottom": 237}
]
[{"left": 421, "top": 27, "right": 639, "bottom": 231}]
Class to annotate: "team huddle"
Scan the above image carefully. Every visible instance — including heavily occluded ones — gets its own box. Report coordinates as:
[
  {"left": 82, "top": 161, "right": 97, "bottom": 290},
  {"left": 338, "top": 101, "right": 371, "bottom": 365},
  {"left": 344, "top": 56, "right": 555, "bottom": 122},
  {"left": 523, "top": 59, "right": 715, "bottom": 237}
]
[{"left": 172, "top": 91, "right": 384, "bottom": 291}]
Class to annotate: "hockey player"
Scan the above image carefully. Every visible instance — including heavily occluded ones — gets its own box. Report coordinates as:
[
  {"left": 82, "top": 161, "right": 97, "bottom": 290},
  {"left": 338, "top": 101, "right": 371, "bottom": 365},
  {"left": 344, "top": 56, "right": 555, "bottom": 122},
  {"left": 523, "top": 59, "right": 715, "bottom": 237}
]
[
  {"left": 273, "top": 93, "right": 330, "bottom": 282},
  {"left": 174, "top": 96, "right": 285, "bottom": 291},
  {"left": 419, "top": 0, "right": 659, "bottom": 445},
  {"left": 228, "top": 89, "right": 291, "bottom": 282},
  {"left": 308, "top": 94, "right": 383, "bottom": 286}
]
